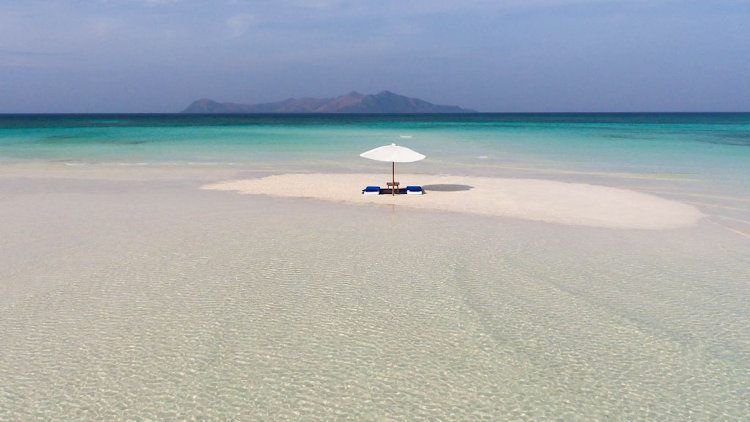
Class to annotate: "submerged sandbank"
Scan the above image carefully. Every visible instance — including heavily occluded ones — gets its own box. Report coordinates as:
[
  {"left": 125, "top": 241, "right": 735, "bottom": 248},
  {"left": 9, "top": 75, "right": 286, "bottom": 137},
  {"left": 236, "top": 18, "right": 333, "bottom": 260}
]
[{"left": 202, "top": 173, "right": 704, "bottom": 230}]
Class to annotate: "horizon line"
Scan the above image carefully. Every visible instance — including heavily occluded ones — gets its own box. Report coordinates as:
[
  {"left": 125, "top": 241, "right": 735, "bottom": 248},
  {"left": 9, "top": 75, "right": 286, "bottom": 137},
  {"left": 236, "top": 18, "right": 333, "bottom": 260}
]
[{"left": 2, "top": 111, "right": 750, "bottom": 115}]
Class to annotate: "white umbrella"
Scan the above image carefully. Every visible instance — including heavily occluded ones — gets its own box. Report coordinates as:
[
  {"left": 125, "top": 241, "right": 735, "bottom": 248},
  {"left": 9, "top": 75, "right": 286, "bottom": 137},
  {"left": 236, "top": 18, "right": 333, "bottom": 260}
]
[{"left": 360, "top": 143, "right": 425, "bottom": 195}]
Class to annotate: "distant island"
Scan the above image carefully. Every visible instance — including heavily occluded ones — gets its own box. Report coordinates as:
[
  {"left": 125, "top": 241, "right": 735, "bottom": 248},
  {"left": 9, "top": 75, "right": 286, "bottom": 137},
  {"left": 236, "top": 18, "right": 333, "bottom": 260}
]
[{"left": 181, "top": 90, "right": 475, "bottom": 113}]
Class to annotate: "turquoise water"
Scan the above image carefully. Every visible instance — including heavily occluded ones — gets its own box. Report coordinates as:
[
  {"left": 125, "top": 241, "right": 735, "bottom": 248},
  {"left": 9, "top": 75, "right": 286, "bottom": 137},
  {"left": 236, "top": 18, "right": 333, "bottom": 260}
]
[
  {"left": 3, "top": 112, "right": 748, "bottom": 208},
  {"left": 2, "top": 114, "right": 748, "bottom": 167}
]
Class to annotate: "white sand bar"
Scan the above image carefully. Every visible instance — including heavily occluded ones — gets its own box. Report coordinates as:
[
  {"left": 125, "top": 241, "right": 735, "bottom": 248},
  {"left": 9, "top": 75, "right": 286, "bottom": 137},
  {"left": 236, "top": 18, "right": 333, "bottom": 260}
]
[{"left": 203, "top": 173, "right": 704, "bottom": 229}]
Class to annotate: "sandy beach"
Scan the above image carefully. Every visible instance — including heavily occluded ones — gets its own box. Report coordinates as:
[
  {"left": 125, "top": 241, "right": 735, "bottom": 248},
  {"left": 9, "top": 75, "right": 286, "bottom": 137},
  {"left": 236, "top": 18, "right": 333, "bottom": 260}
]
[{"left": 204, "top": 173, "right": 704, "bottom": 230}]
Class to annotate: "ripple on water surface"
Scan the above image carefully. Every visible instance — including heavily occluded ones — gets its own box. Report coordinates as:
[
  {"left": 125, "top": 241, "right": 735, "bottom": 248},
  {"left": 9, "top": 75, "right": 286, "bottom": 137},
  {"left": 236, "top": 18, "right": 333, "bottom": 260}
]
[{"left": 0, "top": 191, "right": 748, "bottom": 419}]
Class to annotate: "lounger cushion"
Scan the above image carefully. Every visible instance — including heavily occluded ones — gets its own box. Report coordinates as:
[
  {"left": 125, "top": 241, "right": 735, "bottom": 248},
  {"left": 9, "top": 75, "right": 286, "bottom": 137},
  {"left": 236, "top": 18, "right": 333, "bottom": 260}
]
[
  {"left": 406, "top": 186, "right": 423, "bottom": 194},
  {"left": 362, "top": 186, "right": 380, "bottom": 194}
]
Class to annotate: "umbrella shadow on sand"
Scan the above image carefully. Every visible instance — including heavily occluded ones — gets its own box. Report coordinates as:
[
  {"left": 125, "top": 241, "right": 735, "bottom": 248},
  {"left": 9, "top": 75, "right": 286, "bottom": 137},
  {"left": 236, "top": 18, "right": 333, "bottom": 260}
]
[{"left": 423, "top": 184, "right": 473, "bottom": 192}]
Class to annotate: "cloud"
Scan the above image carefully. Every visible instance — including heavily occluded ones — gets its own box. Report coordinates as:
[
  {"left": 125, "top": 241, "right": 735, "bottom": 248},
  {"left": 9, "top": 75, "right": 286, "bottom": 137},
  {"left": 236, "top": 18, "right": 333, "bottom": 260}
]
[
  {"left": 267, "top": 0, "right": 626, "bottom": 18},
  {"left": 130, "top": 0, "right": 180, "bottom": 5},
  {"left": 286, "top": 0, "right": 347, "bottom": 9},
  {"left": 0, "top": 49, "right": 67, "bottom": 57},
  {"left": 226, "top": 13, "right": 258, "bottom": 37}
]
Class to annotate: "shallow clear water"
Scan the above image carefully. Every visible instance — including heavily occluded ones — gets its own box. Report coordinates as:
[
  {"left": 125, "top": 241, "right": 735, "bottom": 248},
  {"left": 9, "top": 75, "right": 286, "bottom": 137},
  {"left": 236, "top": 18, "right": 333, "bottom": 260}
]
[
  {"left": 0, "top": 184, "right": 747, "bottom": 419},
  {"left": 3, "top": 113, "right": 749, "bottom": 226},
  {"left": 1, "top": 114, "right": 748, "bottom": 419}
]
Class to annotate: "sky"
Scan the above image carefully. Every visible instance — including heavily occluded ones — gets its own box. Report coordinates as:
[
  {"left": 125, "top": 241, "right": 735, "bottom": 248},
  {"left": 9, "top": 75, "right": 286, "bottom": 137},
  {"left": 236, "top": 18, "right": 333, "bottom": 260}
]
[{"left": 1, "top": 0, "right": 749, "bottom": 113}]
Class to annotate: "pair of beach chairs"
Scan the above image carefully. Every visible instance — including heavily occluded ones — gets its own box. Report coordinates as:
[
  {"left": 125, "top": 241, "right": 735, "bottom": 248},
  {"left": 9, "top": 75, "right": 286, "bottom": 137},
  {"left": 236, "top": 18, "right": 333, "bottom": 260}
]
[{"left": 362, "top": 182, "right": 423, "bottom": 195}]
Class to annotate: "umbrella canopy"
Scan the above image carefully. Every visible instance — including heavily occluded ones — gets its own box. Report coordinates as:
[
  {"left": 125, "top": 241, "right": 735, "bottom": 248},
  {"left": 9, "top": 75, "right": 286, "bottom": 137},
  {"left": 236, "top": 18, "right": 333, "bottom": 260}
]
[
  {"left": 360, "top": 143, "right": 425, "bottom": 195},
  {"left": 360, "top": 143, "right": 426, "bottom": 163}
]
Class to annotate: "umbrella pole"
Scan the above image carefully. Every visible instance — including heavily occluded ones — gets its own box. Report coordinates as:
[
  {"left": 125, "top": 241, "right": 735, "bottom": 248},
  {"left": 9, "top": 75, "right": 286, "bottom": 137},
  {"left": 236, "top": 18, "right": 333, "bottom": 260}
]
[{"left": 392, "top": 162, "right": 395, "bottom": 196}]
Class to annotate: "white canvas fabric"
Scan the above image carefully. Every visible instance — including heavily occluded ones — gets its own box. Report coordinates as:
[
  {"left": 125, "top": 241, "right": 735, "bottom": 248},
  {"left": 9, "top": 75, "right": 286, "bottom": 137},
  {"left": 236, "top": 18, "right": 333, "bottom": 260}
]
[{"left": 359, "top": 144, "right": 426, "bottom": 163}]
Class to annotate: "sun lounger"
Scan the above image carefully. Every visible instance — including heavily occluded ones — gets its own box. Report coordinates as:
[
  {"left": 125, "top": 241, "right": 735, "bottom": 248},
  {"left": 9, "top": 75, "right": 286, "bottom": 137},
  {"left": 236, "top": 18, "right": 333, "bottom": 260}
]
[
  {"left": 363, "top": 185, "right": 421, "bottom": 195},
  {"left": 406, "top": 186, "right": 423, "bottom": 195},
  {"left": 383, "top": 188, "right": 406, "bottom": 194},
  {"left": 362, "top": 186, "right": 381, "bottom": 195}
]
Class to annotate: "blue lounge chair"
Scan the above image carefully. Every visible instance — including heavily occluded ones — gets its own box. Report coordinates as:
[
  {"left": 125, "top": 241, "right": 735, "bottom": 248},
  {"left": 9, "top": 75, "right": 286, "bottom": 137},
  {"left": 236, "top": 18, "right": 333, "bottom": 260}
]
[
  {"left": 406, "top": 186, "right": 423, "bottom": 195},
  {"left": 362, "top": 186, "right": 381, "bottom": 195}
]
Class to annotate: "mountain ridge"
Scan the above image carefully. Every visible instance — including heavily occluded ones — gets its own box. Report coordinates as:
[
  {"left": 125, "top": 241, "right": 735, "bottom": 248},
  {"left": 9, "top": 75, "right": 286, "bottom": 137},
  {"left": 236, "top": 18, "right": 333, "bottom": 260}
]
[{"left": 182, "top": 91, "right": 475, "bottom": 113}]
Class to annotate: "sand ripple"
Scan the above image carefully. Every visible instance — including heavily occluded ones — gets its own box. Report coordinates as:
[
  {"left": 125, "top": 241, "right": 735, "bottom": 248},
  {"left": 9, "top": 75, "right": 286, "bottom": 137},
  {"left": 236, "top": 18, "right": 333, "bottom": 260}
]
[{"left": 0, "top": 179, "right": 745, "bottom": 420}]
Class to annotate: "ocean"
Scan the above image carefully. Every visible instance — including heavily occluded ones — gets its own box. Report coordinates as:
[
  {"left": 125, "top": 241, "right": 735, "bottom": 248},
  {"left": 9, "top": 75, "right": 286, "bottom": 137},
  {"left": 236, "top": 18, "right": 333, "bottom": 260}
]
[
  {"left": 3, "top": 113, "right": 749, "bottom": 223},
  {"left": 1, "top": 113, "right": 748, "bottom": 419},
  {"left": 2, "top": 113, "right": 749, "bottom": 178}
]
